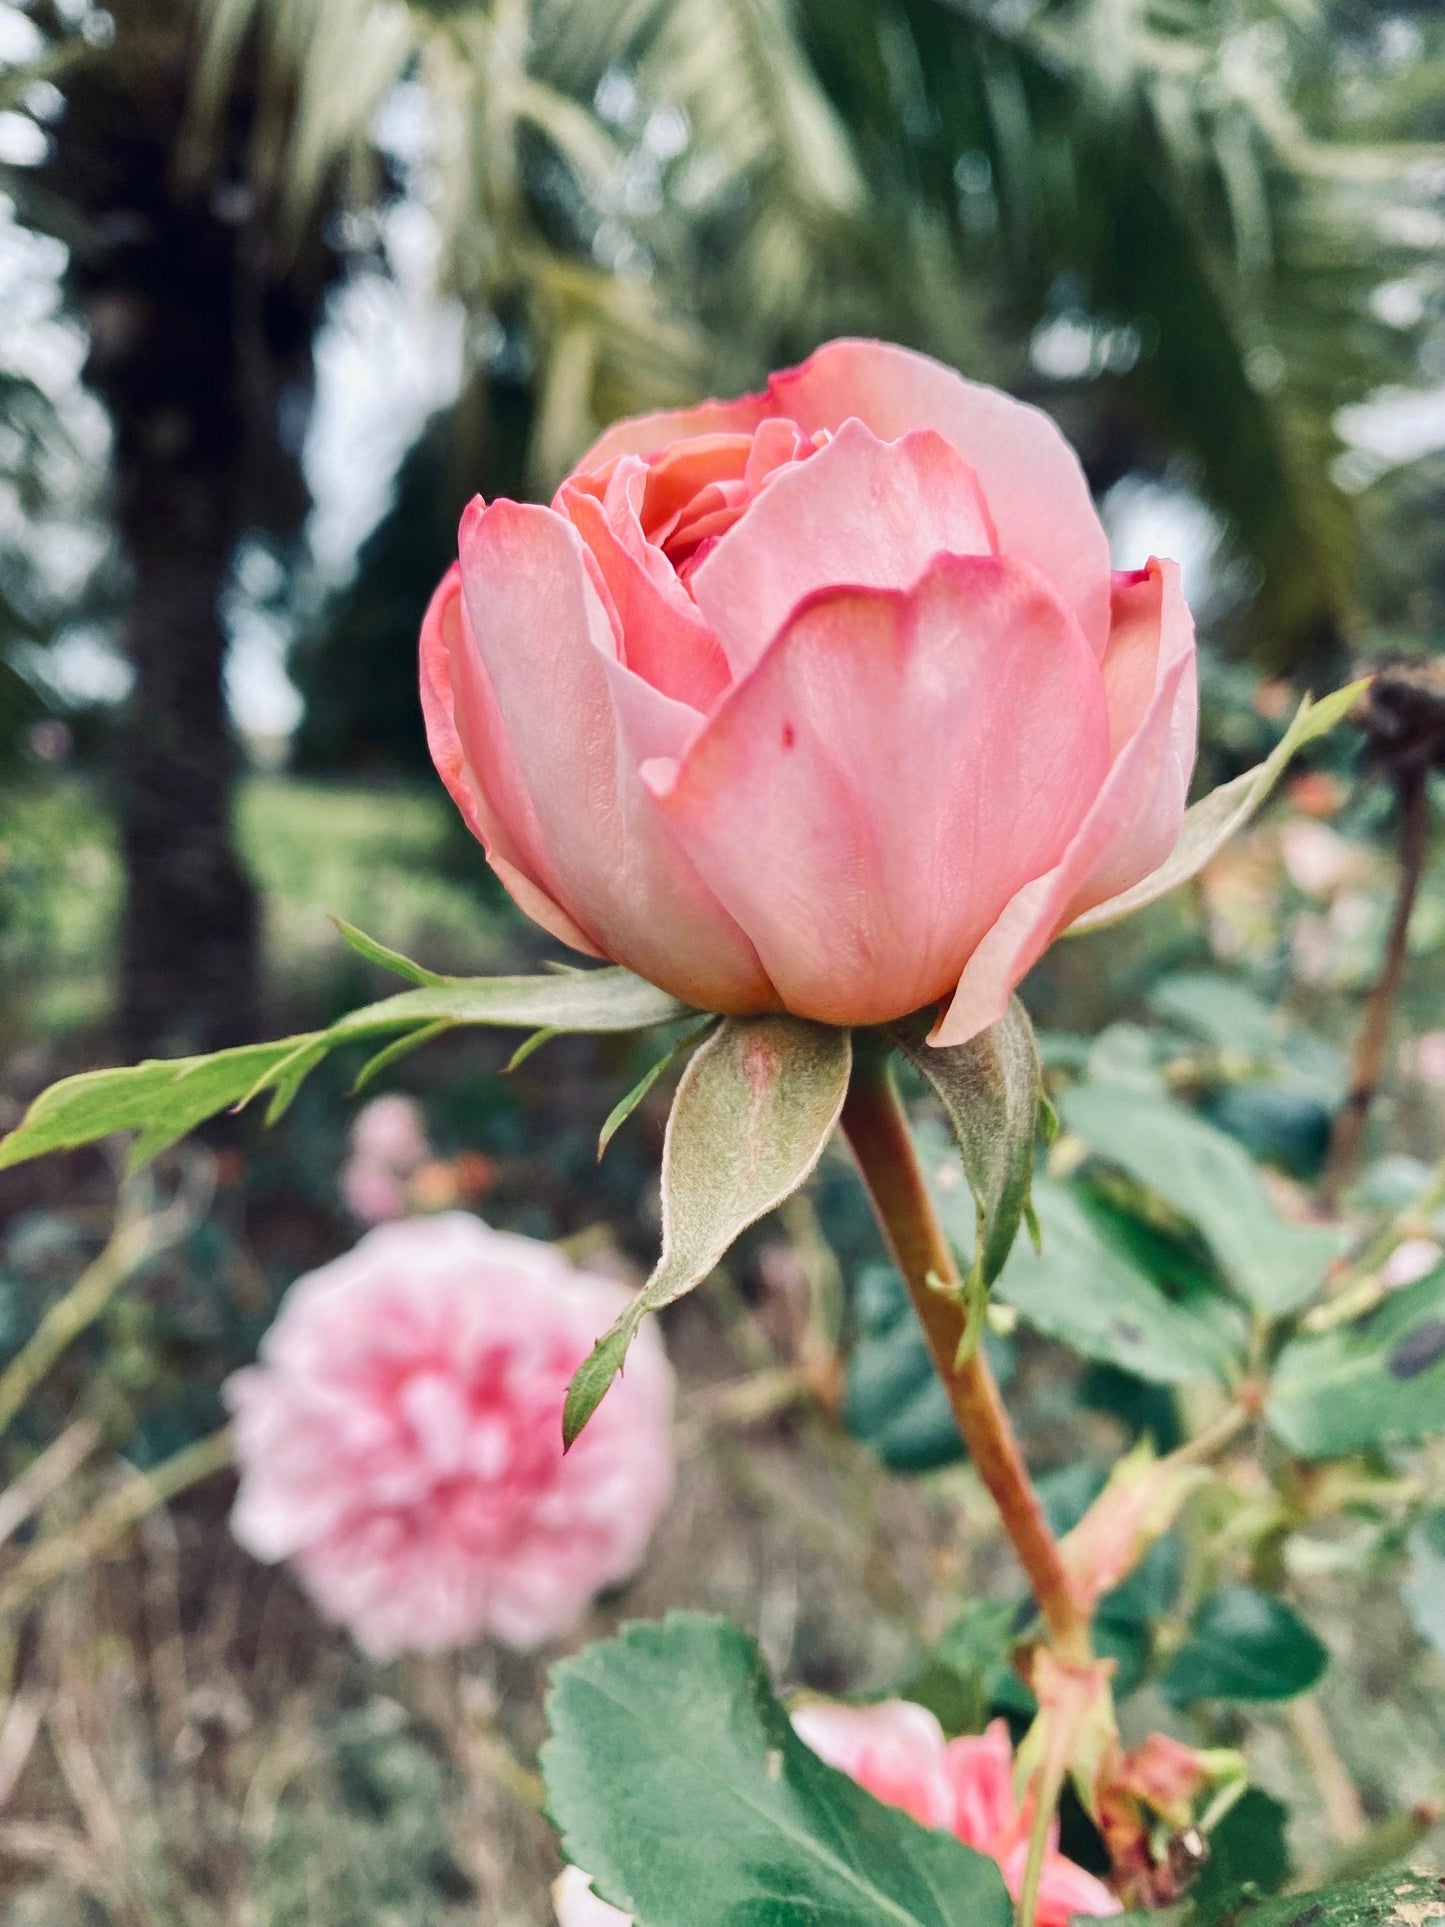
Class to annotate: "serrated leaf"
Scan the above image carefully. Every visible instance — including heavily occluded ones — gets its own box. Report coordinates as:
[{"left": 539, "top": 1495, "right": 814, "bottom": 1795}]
[
  {"left": 1266, "top": 1266, "right": 1445, "bottom": 1459},
  {"left": 564, "top": 1016, "right": 850, "bottom": 1446},
  {"left": 0, "top": 1038, "right": 322, "bottom": 1172},
  {"left": 1159, "top": 1587, "right": 1327, "bottom": 1705},
  {"left": 1107, "top": 1867, "right": 1445, "bottom": 1927},
  {"left": 0, "top": 967, "right": 692, "bottom": 1173},
  {"left": 330, "top": 916, "right": 446, "bottom": 986},
  {"left": 890, "top": 996, "right": 1042, "bottom": 1288},
  {"left": 1068, "top": 680, "right": 1368, "bottom": 936},
  {"left": 541, "top": 1613, "right": 1014, "bottom": 1927},
  {"left": 989, "top": 1178, "right": 1246, "bottom": 1385},
  {"left": 1058, "top": 1083, "right": 1338, "bottom": 1317}
]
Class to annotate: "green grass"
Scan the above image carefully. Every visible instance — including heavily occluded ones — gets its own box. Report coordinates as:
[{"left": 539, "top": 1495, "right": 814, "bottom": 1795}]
[{"left": 0, "top": 773, "right": 509, "bottom": 1047}]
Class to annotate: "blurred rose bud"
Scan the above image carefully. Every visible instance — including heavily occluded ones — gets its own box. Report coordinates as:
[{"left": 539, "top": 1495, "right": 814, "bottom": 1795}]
[
  {"left": 423, "top": 338, "right": 1196, "bottom": 1044},
  {"left": 1060, "top": 1443, "right": 1207, "bottom": 1616},
  {"left": 1381, "top": 1237, "right": 1442, "bottom": 1291},
  {"left": 225, "top": 1213, "right": 674, "bottom": 1658},
  {"left": 349, "top": 1093, "right": 430, "bottom": 1167},
  {"left": 555, "top": 1702, "right": 1118, "bottom": 1927},
  {"left": 341, "top": 1094, "right": 433, "bottom": 1225}
]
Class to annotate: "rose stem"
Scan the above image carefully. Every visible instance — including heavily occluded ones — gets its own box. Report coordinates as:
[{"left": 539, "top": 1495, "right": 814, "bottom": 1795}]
[
  {"left": 840, "top": 1046, "right": 1090, "bottom": 1660},
  {"left": 1320, "top": 764, "right": 1430, "bottom": 1210}
]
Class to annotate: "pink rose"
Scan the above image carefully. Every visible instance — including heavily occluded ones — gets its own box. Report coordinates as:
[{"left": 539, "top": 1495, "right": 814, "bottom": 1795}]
[
  {"left": 554, "top": 1701, "right": 1119, "bottom": 1927},
  {"left": 224, "top": 1213, "right": 674, "bottom": 1658},
  {"left": 423, "top": 338, "right": 1196, "bottom": 1043}
]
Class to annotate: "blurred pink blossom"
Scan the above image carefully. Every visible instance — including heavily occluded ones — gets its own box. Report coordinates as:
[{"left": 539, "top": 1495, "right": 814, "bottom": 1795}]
[
  {"left": 1412, "top": 1031, "right": 1445, "bottom": 1088},
  {"left": 350, "top": 1092, "right": 431, "bottom": 1167},
  {"left": 1380, "top": 1237, "right": 1442, "bottom": 1291},
  {"left": 340, "top": 1094, "right": 432, "bottom": 1225},
  {"left": 553, "top": 1703, "right": 1119, "bottom": 1926},
  {"left": 225, "top": 1213, "right": 674, "bottom": 1658}
]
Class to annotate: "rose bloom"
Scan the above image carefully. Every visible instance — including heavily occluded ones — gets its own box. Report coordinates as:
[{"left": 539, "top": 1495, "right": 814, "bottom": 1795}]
[
  {"left": 553, "top": 1702, "right": 1119, "bottom": 1926},
  {"left": 224, "top": 1213, "right": 674, "bottom": 1659},
  {"left": 423, "top": 339, "right": 1196, "bottom": 1045}
]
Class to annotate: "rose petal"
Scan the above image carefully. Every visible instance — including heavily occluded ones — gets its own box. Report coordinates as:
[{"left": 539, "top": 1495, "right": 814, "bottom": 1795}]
[
  {"left": 419, "top": 562, "right": 605, "bottom": 958},
  {"left": 645, "top": 553, "right": 1109, "bottom": 1026},
  {"left": 933, "top": 558, "right": 1196, "bottom": 1046},
  {"left": 574, "top": 341, "right": 1110, "bottom": 654},
  {"left": 553, "top": 1867, "right": 633, "bottom": 1927},
  {"left": 689, "top": 418, "right": 997, "bottom": 673},
  {"left": 560, "top": 463, "right": 732, "bottom": 709},
  {"left": 790, "top": 1700, "right": 956, "bottom": 1832},
  {"left": 457, "top": 499, "right": 771, "bottom": 1011},
  {"left": 944, "top": 1720, "right": 1019, "bottom": 1848}
]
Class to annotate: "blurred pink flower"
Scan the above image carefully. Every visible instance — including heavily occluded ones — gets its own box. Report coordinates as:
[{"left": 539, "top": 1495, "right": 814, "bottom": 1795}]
[
  {"left": 350, "top": 1093, "right": 430, "bottom": 1167},
  {"left": 1381, "top": 1237, "right": 1442, "bottom": 1291},
  {"left": 553, "top": 1702, "right": 1119, "bottom": 1926},
  {"left": 225, "top": 1213, "right": 674, "bottom": 1658},
  {"left": 340, "top": 1094, "right": 432, "bottom": 1225}
]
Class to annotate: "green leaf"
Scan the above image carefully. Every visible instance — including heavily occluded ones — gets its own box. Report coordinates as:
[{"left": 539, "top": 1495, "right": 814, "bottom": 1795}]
[
  {"left": 330, "top": 916, "right": 447, "bottom": 986},
  {"left": 990, "top": 1178, "right": 1246, "bottom": 1385},
  {"left": 1185, "top": 1786, "right": 1291, "bottom": 1917},
  {"left": 322, "top": 967, "right": 693, "bottom": 1044},
  {"left": 1153, "top": 1868, "right": 1445, "bottom": 1927},
  {"left": 0, "top": 966, "right": 692, "bottom": 1173},
  {"left": 1403, "top": 1511, "right": 1445, "bottom": 1659},
  {"left": 597, "top": 1016, "right": 717, "bottom": 1159},
  {"left": 0, "top": 1038, "right": 322, "bottom": 1173},
  {"left": 889, "top": 996, "right": 1043, "bottom": 1288},
  {"left": 1057, "top": 1083, "right": 1338, "bottom": 1317},
  {"left": 1068, "top": 681, "right": 1368, "bottom": 936},
  {"left": 844, "top": 1262, "right": 970, "bottom": 1472},
  {"left": 1266, "top": 1267, "right": 1445, "bottom": 1459},
  {"left": 1159, "top": 1586, "right": 1328, "bottom": 1704},
  {"left": 541, "top": 1613, "right": 1015, "bottom": 1927},
  {"left": 564, "top": 1016, "right": 851, "bottom": 1447},
  {"left": 351, "top": 1020, "right": 456, "bottom": 1094}
]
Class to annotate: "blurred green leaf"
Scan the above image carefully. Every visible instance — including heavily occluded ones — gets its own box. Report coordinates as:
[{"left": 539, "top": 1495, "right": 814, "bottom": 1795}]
[
  {"left": 1267, "top": 1269, "right": 1445, "bottom": 1459},
  {"left": 1186, "top": 1786, "right": 1292, "bottom": 1917},
  {"left": 564, "top": 1016, "right": 851, "bottom": 1446},
  {"left": 541, "top": 1613, "right": 1015, "bottom": 1927},
  {"left": 845, "top": 1262, "right": 968, "bottom": 1472},
  {"left": 1058, "top": 1083, "right": 1338, "bottom": 1317},
  {"left": 1403, "top": 1511, "right": 1445, "bottom": 1660},
  {"left": 1103, "top": 1867, "right": 1445, "bottom": 1927},
  {"left": 1159, "top": 1587, "right": 1328, "bottom": 1705},
  {"left": 990, "top": 1178, "right": 1247, "bottom": 1384}
]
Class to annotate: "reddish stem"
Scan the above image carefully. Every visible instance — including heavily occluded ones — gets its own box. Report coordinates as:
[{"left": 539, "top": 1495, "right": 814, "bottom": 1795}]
[{"left": 841, "top": 1049, "right": 1090, "bottom": 1659}]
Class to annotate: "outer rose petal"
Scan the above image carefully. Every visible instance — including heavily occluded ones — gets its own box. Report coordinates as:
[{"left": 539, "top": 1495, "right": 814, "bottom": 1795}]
[
  {"left": 418, "top": 564, "right": 604, "bottom": 958},
  {"left": 1001, "top": 1841, "right": 1123, "bottom": 1925},
  {"left": 689, "top": 418, "right": 997, "bottom": 673},
  {"left": 644, "top": 554, "right": 1110, "bottom": 1027},
  {"left": 934, "top": 558, "right": 1197, "bottom": 1047},
  {"left": 944, "top": 1721, "right": 1019, "bottom": 1847},
  {"left": 454, "top": 499, "right": 771, "bottom": 1012},
  {"left": 578, "top": 339, "right": 1112, "bottom": 655},
  {"left": 790, "top": 1700, "right": 956, "bottom": 1831},
  {"left": 553, "top": 1868, "right": 632, "bottom": 1927}
]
